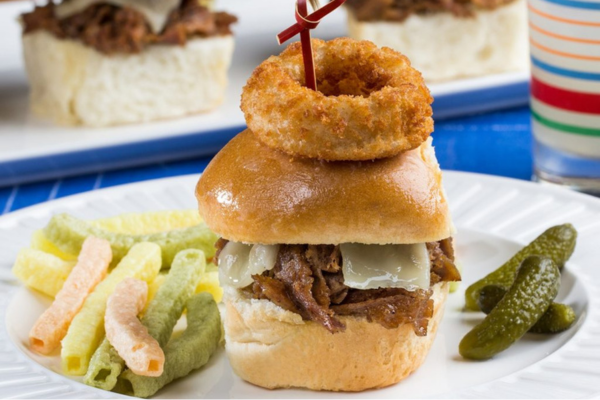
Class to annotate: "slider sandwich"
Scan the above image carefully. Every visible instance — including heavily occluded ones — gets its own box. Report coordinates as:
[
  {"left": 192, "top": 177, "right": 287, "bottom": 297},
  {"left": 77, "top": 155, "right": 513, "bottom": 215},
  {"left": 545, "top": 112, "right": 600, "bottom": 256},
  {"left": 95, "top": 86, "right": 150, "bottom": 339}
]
[
  {"left": 345, "top": 0, "right": 528, "bottom": 81},
  {"left": 21, "top": 0, "right": 237, "bottom": 126},
  {"left": 196, "top": 38, "right": 461, "bottom": 391}
]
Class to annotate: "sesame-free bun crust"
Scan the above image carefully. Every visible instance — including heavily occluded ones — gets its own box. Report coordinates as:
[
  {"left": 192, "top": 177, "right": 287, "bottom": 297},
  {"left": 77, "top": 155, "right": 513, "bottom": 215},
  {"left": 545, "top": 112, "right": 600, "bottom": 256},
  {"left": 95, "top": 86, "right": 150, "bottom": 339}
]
[
  {"left": 196, "top": 130, "right": 454, "bottom": 245},
  {"left": 223, "top": 282, "right": 449, "bottom": 391}
]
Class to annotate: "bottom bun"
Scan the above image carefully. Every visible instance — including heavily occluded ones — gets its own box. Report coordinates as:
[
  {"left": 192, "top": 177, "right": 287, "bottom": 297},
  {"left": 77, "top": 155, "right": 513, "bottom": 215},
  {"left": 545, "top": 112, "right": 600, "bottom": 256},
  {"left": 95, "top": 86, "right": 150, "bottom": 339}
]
[
  {"left": 223, "top": 282, "right": 449, "bottom": 392},
  {"left": 22, "top": 31, "right": 234, "bottom": 127}
]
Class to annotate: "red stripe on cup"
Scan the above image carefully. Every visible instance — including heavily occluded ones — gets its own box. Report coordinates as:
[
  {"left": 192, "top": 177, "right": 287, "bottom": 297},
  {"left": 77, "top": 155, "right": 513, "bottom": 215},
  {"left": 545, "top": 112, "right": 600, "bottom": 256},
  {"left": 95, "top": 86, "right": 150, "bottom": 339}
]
[{"left": 532, "top": 76, "right": 600, "bottom": 114}]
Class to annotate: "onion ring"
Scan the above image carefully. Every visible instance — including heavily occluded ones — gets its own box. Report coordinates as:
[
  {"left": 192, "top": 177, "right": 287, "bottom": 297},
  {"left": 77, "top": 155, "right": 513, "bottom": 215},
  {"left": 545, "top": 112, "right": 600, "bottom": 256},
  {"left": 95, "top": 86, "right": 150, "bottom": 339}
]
[{"left": 241, "top": 38, "right": 433, "bottom": 161}]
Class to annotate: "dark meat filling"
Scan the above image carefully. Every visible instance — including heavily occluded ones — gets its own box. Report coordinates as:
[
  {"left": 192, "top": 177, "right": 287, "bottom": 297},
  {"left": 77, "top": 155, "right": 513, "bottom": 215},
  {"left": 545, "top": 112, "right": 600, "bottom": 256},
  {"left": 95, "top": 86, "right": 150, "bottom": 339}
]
[
  {"left": 216, "top": 239, "right": 460, "bottom": 336},
  {"left": 428, "top": 240, "right": 462, "bottom": 284},
  {"left": 345, "top": 0, "right": 516, "bottom": 22},
  {"left": 332, "top": 290, "right": 433, "bottom": 335},
  {"left": 263, "top": 246, "right": 347, "bottom": 333},
  {"left": 22, "top": 0, "right": 237, "bottom": 55}
]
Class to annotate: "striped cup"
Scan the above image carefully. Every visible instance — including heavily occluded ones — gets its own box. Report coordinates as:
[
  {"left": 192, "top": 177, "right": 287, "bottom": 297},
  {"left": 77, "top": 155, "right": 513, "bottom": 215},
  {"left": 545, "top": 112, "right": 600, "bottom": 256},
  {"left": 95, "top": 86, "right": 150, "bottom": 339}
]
[{"left": 529, "top": 0, "right": 600, "bottom": 191}]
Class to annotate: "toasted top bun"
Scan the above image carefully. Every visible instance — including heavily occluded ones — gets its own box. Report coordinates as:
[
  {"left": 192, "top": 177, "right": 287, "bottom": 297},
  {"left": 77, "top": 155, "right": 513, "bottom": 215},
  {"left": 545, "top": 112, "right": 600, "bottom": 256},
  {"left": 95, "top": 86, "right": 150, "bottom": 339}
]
[{"left": 196, "top": 130, "right": 454, "bottom": 244}]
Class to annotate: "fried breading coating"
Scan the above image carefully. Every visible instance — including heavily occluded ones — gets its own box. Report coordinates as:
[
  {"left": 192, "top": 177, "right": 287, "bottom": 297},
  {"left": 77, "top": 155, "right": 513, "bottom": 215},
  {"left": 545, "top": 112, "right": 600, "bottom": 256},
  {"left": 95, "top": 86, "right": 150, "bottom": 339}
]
[{"left": 241, "top": 38, "right": 433, "bottom": 161}]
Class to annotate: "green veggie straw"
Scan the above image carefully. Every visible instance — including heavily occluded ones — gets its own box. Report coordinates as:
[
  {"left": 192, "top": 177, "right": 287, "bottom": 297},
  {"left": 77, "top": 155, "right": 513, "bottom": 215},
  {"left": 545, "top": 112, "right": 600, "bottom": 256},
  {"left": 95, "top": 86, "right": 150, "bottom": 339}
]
[
  {"left": 84, "top": 249, "right": 206, "bottom": 390},
  {"left": 44, "top": 213, "right": 218, "bottom": 268},
  {"left": 116, "top": 293, "right": 221, "bottom": 398}
]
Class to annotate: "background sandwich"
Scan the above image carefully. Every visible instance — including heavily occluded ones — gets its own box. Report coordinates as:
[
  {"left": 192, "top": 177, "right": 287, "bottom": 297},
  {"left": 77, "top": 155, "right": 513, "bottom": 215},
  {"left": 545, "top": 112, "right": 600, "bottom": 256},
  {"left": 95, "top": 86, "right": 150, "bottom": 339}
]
[
  {"left": 345, "top": 0, "right": 528, "bottom": 81},
  {"left": 21, "top": 0, "right": 237, "bottom": 126}
]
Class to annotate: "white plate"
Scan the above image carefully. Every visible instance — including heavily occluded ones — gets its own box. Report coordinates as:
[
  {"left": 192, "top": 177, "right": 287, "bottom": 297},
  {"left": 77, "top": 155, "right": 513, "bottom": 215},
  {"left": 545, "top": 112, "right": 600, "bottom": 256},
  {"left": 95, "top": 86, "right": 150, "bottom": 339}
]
[
  {"left": 0, "top": 0, "right": 529, "bottom": 186},
  {"left": 1, "top": 171, "right": 599, "bottom": 398}
]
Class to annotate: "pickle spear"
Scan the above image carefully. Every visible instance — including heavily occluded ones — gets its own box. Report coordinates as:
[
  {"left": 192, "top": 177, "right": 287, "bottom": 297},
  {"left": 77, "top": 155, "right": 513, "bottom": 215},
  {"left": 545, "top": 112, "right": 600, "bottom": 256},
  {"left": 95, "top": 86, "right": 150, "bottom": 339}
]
[
  {"left": 529, "top": 303, "right": 577, "bottom": 334},
  {"left": 476, "top": 285, "right": 506, "bottom": 314},
  {"left": 465, "top": 224, "right": 576, "bottom": 311},
  {"left": 459, "top": 256, "right": 560, "bottom": 360},
  {"left": 478, "top": 285, "right": 576, "bottom": 334}
]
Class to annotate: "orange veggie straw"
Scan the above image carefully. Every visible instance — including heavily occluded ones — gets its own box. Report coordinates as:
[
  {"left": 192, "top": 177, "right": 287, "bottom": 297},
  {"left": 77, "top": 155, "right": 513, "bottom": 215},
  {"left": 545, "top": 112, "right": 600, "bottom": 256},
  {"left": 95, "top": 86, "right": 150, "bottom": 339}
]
[
  {"left": 30, "top": 236, "right": 112, "bottom": 355},
  {"left": 105, "top": 278, "right": 165, "bottom": 377}
]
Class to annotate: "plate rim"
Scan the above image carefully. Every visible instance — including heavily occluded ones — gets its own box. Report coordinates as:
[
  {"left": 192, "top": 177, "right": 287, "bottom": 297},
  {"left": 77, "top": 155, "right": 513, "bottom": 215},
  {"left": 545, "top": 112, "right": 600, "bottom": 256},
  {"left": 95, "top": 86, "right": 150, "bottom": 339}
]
[{"left": 3, "top": 170, "right": 599, "bottom": 228}]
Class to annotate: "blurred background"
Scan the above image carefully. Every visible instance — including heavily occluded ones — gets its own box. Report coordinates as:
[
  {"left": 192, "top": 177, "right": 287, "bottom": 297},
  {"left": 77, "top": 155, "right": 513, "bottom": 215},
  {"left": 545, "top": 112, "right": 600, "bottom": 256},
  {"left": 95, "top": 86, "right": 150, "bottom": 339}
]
[{"left": 0, "top": 0, "right": 598, "bottom": 214}]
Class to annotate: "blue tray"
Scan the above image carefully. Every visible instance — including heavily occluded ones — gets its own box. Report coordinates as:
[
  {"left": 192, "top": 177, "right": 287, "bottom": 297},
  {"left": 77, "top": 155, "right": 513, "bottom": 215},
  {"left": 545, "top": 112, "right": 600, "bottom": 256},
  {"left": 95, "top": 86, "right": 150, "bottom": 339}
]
[{"left": 0, "top": 1, "right": 529, "bottom": 187}]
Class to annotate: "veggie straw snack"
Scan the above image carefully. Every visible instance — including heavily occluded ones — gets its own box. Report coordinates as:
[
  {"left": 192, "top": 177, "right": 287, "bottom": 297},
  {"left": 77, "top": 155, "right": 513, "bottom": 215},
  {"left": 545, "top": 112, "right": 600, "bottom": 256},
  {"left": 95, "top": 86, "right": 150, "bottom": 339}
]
[
  {"left": 29, "top": 236, "right": 112, "bottom": 354},
  {"left": 13, "top": 249, "right": 76, "bottom": 298},
  {"left": 105, "top": 278, "right": 165, "bottom": 377},
  {"left": 86, "top": 249, "right": 206, "bottom": 390},
  {"left": 13, "top": 210, "right": 215, "bottom": 299},
  {"left": 15, "top": 209, "right": 225, "bottom": 397},
  {"left": 116, "top": 293, "right": 221, "bottom": 398},
  {"left": 61, "top": 242, "right": 161, "bottom": 375},
  {"left": 43, "top": 213, "right": 217, "bottom": 268}
]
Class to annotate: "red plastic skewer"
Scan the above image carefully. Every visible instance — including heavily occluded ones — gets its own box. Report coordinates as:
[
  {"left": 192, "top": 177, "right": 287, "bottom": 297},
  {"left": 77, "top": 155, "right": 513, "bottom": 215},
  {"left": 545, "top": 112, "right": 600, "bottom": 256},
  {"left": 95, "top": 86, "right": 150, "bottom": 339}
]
[
  {"left": 277, "top": 0, "right": 346, "bottom": 91},
  {"left": 298, "top": 0, "right": 316, "bottom": 90}
]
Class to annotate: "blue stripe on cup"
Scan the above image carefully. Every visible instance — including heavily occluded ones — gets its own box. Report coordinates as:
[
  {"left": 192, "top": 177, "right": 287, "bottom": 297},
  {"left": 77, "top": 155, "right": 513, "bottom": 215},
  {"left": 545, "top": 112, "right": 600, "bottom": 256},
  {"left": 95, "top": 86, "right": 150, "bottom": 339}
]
[
  {"left": 538, "top": 0, "right": 600, "bottom": 10},
  {"left": 531, "top": 56, "right": 600, "bottom": 81}
]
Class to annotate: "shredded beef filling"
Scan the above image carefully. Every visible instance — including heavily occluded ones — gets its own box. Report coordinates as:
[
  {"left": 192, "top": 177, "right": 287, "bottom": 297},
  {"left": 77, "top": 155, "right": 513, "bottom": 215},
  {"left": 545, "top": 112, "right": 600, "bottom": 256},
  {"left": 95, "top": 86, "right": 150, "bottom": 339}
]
[
  {"left": 22, "top": 0, "right": 237, "bottom": 55},
  {"left": 215, "top": 238, "right": 460, "bottom": 336},
  {"left": 345, "top": 0, "right": 516, "bottom": 22}
]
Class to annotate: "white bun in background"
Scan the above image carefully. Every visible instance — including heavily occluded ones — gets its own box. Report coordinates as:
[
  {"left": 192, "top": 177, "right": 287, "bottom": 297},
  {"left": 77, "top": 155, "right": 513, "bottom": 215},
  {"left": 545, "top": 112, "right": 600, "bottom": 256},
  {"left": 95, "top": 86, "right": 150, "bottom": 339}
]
[
  {"left": 347, "top": 0, "right": 527, "bottom": 82},
  {"left": 223, "top": 282, "right": 449, "bottom": 391},
  {"left": 22, "top": 31, "right": 234, "bottom": 127}
]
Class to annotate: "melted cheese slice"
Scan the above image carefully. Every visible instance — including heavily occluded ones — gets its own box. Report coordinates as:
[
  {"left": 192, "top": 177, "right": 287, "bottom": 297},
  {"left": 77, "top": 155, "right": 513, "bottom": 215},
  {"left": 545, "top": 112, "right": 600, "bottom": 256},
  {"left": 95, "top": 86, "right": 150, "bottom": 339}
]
[
  {"left": 218, "top": 242, "right": 279, "bottom": 289},
  {"left": 340, "top": 243, "right": 430, "bottom": 291},
  {"left": 218, "top": 241, "right": 430, "bottom": 292},
  {"left": 55, "top": 0, "right": 181, "bottom": 33}
]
